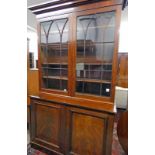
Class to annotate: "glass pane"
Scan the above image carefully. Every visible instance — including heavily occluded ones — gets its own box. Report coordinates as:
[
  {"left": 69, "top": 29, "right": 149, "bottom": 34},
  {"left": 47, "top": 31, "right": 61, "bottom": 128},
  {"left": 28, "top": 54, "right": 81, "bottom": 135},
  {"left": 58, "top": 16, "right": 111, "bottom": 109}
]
[
  {"left": 76, "top": 11, "right": 115, "bottom": 97},
  {"left": 76, "top": 82, "right": 111, "bottom": 96},
  {"left": 40, "top": 18, "right": 69, "bottom": 91}
]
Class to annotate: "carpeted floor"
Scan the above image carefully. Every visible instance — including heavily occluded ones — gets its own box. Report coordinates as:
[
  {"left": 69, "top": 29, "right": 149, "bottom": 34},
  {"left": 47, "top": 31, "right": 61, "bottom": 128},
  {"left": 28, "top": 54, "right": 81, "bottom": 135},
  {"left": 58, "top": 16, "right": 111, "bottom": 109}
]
[
  {"left": 27, "top": 145, "right": 46, "bottom": 155},
  {"left": 27, "top": 110, "right": 126, "bottom": 155}
]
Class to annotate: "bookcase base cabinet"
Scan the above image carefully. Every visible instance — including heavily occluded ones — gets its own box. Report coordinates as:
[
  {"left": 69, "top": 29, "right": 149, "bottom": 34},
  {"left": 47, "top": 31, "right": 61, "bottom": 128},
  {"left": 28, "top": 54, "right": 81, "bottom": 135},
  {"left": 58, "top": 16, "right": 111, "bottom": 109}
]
[{"left": 30, "top": 97, "right": 115, "bottom": 155}]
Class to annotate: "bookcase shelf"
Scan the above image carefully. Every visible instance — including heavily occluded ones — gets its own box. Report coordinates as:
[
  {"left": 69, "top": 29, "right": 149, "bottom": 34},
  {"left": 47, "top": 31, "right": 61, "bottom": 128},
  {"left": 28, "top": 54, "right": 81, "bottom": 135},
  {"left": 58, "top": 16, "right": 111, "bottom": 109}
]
[
  {"left": 76, "top": 78, "right": 111, "bottom": 84},
  {"left": 43, "top": 76, "right": 68, "bottom": 80}
]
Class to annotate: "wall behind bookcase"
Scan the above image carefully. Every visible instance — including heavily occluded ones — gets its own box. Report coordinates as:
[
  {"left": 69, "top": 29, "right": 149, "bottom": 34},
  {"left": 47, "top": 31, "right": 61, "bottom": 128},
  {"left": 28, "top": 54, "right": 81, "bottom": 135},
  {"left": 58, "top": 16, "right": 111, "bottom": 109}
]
[{"left": 119, "top": 6, "right": 128, "bottom": 53}]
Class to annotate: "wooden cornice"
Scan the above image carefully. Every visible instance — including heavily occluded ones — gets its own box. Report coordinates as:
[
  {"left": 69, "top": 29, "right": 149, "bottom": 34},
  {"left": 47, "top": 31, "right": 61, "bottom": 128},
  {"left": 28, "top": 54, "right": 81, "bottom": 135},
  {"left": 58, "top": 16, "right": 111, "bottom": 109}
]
[
  {"left": 28, "top": 0, "right": 125, "bottom": 15},
  {"left": 29, "top": 0, "right": 90, "bottom": 11},
  {"left": 29, "top": 0, "right": 103, "bottom": 15}
]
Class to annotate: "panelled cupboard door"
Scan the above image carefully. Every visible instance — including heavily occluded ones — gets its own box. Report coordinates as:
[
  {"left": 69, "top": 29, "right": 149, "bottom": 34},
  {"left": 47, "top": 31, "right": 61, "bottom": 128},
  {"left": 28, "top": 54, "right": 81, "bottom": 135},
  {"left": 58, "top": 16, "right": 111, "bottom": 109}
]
[
  {"left": 66, "top": 107, "right": 114, "bottom": 155},
  {"left": 30, "top": 99, "right": 66, "bottom": 154}
]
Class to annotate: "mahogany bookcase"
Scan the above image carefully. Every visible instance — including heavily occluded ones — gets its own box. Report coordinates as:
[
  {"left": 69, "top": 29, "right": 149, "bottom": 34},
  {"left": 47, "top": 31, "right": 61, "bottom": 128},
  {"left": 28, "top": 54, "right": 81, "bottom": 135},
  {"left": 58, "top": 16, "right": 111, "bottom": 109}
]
[{"left": 28, "top": 0, "right": 124, "bottom": 154}]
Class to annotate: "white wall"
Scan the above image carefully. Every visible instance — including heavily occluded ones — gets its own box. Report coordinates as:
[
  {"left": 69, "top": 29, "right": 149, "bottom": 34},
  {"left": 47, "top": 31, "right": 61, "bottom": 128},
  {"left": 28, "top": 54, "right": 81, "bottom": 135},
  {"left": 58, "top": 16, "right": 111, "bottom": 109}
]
[
  {"left": 27, "top": 27, "right": 38, "bottom": 68},
  {"left": 27, "top": 9, "right": 37, "bottom": 30},
  {"left": 119, "top": 7, "right": 128, "bottom": 53},
  {"left": 27, "top": 3, "right": 38, "bottom": 68}
]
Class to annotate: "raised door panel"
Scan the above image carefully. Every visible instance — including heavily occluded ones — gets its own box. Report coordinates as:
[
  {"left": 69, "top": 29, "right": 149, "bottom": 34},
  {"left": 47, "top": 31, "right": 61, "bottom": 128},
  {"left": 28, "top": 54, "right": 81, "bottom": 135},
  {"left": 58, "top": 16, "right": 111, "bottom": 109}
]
[
  {"left": 36, "top": 104, "right": 60, "bottom": 144},
  {"left": 31, "top": 99, "right": 65, "bottom": 154},
  {"left": 67, "top": 108, "right": 114, "bottom": 155},
  {"left": 71, "top": 113, "right": 105, "bottom": 155}
]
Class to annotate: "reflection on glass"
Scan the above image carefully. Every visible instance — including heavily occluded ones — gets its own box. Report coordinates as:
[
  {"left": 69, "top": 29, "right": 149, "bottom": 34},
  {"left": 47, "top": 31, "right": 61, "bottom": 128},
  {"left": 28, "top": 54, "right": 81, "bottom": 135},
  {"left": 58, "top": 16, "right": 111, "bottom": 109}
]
[
  {"left": 40, "top": 18, "right": 68, "bottom": 91},
  {"left": 76, "top": 11, "right": 115, "bottom": 97}
]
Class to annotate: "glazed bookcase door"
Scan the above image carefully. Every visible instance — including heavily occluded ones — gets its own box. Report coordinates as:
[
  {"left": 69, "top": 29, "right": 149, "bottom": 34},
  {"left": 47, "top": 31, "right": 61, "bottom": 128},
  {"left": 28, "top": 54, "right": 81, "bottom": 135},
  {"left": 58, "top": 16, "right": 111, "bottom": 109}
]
[
  {"left": 40, "top": 17, "right": 69, "bottom": 93},
  {"left": 76, "top": 9, "right": 116, "bottom": 98}
]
